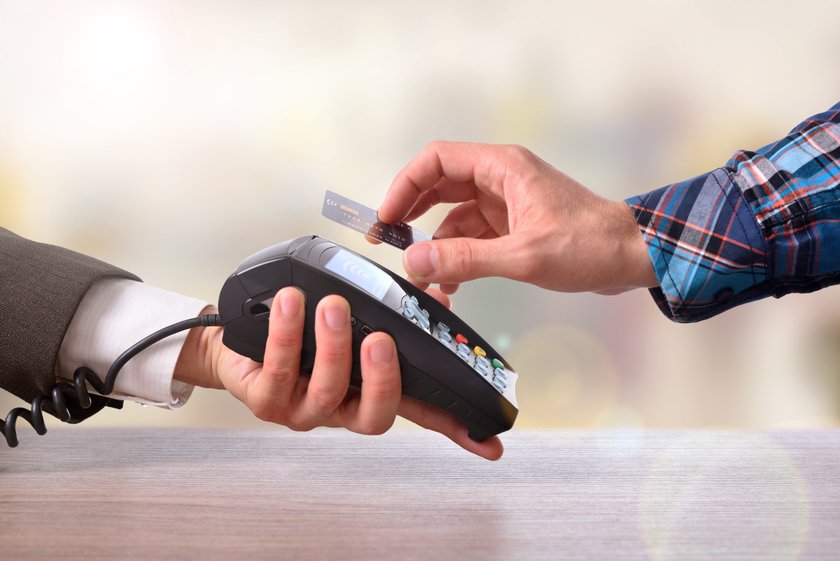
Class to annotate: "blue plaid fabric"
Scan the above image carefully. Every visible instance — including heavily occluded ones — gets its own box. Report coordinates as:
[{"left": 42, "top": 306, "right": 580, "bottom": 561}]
[{"left": 627, "top": 101, "right": 840, "bottom": 322}]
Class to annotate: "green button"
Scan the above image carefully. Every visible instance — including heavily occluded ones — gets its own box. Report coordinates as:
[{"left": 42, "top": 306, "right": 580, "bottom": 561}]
[{"left": 491, "top": 358, "right": 504, "bottom": 369}]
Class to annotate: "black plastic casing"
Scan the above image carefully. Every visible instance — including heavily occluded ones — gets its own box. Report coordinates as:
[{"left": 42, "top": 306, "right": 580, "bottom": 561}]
[{"left": 218, "top": 235, "right": 518, "bottom": 441}]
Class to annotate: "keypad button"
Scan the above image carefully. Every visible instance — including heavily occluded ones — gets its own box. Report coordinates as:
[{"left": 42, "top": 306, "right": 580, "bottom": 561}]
[
  {"left": 436, "top": 322, "right": 450, "bottom": 333},
  {"left": 473, "top": 346, "right": 486, "bottom": 357},
  {"left": 474, "top": 356, "right": 491, "bottom": 376},
  {"left": 456, "top": 343, "right": 472, "bottom": 359},
  {"left": 437, "top": 330, "right": 452, "bottom": 344},
  {"left": 492, "top": 378, "right": 506, "bottom": 391},
  {"left": 493, "top": 368, "right": 507, "bottom": 383},
  {"left": 455, "top": 333, "right": 468, "bottom": 345},
  {"left": 416, "top": 313, "right": 430, "bottom": 330},
  {"left": 491, "top": 358, "right": 504, "bottom": 369}
]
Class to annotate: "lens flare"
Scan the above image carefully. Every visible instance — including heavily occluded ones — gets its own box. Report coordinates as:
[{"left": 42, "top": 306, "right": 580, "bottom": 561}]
[
  {"left": 639, "top": 433, "right": 809, "bottom": 560},
  {"left": 506, "top": 324, "right": 619, "bottom": 427}
]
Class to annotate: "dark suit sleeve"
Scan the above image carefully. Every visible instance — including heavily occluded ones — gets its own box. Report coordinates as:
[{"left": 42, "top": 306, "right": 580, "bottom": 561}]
[{"left": 0, "top": 227, "right": 140, "bottom": 402}]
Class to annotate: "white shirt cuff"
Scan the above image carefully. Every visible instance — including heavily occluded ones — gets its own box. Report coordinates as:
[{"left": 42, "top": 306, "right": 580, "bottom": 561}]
[{"left": 56, "top": 278, "right": 210, "bottom": 408}]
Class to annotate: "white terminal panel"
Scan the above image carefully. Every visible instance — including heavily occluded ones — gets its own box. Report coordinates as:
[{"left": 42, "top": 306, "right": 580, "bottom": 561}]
[{"left": 420, "top": 318, "right": 519, "bottom": 409}]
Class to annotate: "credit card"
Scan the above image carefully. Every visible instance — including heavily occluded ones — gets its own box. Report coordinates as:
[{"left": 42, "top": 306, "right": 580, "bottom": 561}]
[{"left": 322, "top": 190, "right": 432, "bottom": 250}]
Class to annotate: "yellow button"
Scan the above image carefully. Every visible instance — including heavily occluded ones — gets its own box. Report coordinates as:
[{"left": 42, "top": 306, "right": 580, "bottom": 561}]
[{"left": 473, "top": 346, "right": 487, "bottom": 357}]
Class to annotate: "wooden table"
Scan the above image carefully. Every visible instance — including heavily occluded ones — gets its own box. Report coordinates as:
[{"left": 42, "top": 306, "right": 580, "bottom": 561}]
[{"left": 1, "top": 428, "right": 838, "bottom": 560}]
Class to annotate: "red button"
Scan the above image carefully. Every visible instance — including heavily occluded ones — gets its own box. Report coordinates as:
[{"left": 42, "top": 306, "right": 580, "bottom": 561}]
[{"left": 455, "top": 333, "right": 468, "bottom": 345}]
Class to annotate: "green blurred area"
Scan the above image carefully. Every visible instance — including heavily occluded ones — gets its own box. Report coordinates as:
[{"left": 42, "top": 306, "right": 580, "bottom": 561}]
[{"left": 1, "top": 0, "right": 839, "bottom": 431}]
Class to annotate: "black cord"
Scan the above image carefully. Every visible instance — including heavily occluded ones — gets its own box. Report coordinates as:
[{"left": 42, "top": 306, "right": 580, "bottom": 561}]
[{"left": 1, "top": 313, "right": 223, "bottom": 447}]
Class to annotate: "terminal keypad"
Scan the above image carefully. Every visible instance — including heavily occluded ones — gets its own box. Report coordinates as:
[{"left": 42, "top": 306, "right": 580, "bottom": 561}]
[{"left": 398, "top": 295, "right": 515, "bottom": 398}]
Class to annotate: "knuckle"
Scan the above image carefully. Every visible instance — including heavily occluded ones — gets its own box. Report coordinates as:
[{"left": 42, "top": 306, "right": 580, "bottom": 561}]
[
  {"left": 250, "top": 401, "right": 279, "bottom": 423},
  {"left": 307, "top": 385, "right": 345, "bottom": 413},
  {"left": 503, "top": 144, "right": 538, "bottom": 173},
  {"left": 317, "top": 338, "right": 350, "bottom": 361},
  {"left": 505, "top": 143, "right": 533, "bottom": 161},
  {"left": 287, "top": 419, "right": 314, "bottom": 433},
  {"left": 423, "top": 141, "right": 447, "bottom": 176},
  {"left": 268, "top": 327, "right": 301, "bottom": 350},
  {"left": 315, "top": 334, "right": 351, "bottom": 365},
  {"left": 361, "top": 377, "right": 401, "bottom": 404},
  {"left": 374, "top": 376, "right": 402, "bottom": 396},
  {"left": 358, "top": 416, "right": 395, "bottom": 436},
  {"left": 424, "top": 140, "right": 446, "bottom": 153},
  {"left": 266, "top": 365, "right": 297, "bottom": 386}
]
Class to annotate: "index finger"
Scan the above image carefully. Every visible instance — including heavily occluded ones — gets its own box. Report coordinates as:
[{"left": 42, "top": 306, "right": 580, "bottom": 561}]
[{"left": 378, "top": 141, "right": 508, "bottom": 224}]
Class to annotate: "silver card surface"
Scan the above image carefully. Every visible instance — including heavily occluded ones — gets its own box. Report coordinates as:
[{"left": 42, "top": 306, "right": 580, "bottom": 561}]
[{"left": 322, "top": 190, "right": 432, "bottom": 250}]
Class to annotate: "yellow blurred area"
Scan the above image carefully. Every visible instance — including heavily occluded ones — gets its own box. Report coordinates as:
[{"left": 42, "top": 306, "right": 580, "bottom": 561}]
[{"left": 1, "top": 0, "right": 839, "bottom": 431}]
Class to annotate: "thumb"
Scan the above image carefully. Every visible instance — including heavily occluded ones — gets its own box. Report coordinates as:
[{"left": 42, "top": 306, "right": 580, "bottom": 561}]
[{"left": 403, "top": 237, "right": 519, "bottom": 284}]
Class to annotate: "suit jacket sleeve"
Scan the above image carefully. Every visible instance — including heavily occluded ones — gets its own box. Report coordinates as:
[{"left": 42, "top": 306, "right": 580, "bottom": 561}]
[{"left": 0, "top": 227, "right": 140, "bottom": 401}]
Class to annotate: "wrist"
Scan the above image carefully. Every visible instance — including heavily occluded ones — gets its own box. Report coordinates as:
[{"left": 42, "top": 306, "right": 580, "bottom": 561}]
[
  {"left": 174, "top": 305, "right": 225, "bottom": 389},
  {"left": 617, "top": 201, "right": 657, "bottom": 289}
]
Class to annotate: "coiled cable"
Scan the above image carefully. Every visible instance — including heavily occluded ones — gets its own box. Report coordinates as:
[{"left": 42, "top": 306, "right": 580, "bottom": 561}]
[{"left": 2, "top": 313, "right": 223, "bottom": 447}]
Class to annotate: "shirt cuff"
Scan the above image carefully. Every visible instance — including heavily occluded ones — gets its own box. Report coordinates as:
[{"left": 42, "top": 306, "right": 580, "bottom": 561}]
[
  {"left": 626, "top": 168, "right": 770, "bottom": 322},
  {"left": 56, "top": 278, "right": 210, "bottom": 407}
]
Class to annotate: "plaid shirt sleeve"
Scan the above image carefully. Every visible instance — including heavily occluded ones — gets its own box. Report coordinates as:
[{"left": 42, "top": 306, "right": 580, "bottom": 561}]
[{"left": 626, "top": 101, "right": 840, "bottom": 322}]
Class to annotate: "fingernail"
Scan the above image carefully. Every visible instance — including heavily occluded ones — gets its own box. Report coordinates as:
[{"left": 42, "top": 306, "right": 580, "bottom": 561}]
[
  {"left": 406, "top": 243, "right": 437, "bottom": 277},
  {"left": 279, "top": 288, "right": 301, "bottom": 316},
  {"left": 324, "top": 301, "right": 348, "bottom": 330},
  {"left": 369, "top": 338, "right": 394, "bottom": 364}
]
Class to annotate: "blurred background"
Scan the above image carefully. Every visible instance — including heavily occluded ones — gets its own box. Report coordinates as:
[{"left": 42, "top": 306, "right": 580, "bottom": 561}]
[{"left": 1, "top": 0, "right": 839, "bottom": 432}]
